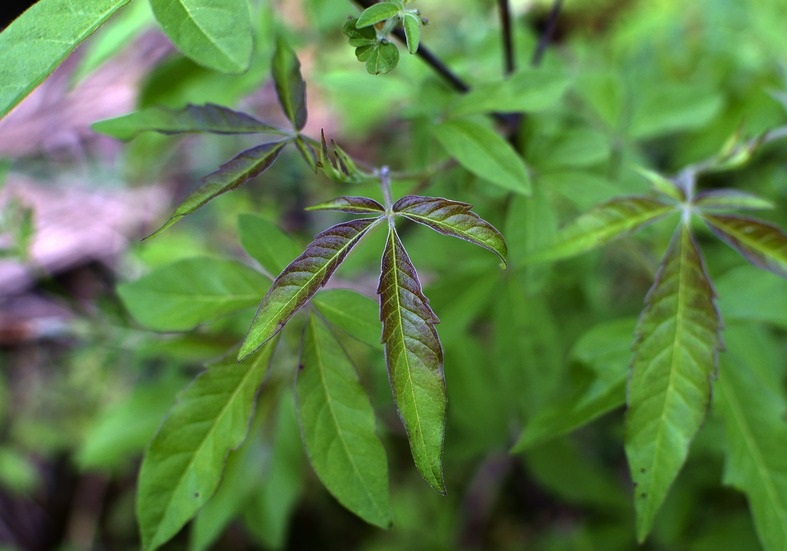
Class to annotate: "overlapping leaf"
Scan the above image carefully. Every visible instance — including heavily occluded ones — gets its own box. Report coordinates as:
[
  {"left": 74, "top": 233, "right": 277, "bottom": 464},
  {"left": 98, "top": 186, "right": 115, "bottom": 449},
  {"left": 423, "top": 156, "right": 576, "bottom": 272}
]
[
  {"left": 313, "top": 289, "right": 384, "bottom": 348},
  {"left": 150, "top": 141, "right": 289, "bottom": 237},
  {"left": 92, "top": 104, "right": 283, "bottom": 141},
  {"left": 239, "top": 218, "right": 383, "bottom": 359},
  {"left": 307, "top": 196, "right": 385, "bottom": 214},
  {"left": 393, "top": 195, "right": 507, "bottom": 266},
  {"left": 237, "top": 214, "right": 302, "bottom": 276},
  {"left": 356, "top": 2, "right": 401, "bottom": 28},
  {"left": 703, "top": 214, "right": 787, "bottom": 277},
  {"left": 137, "top": 343, "right": 275, "bottom": 551},
  {"left": 117, "top": 258, "right": 269, "bottom": 331},
  {"left": 149, "top": 0, "right": 252, "bottom": 73},
  {"left": 431, "top": 118, "right": 531, "bottom": 195},
  {"left": 272, "top": 35, "right": 307, "bottom": 131},
  {"left": 528, "top": 196, "right": 676, "bottom": 263},
  {"left": 297, "top": 313, "right": 392, "bottom": 528},
  {"left": 625, "top": 225, "right": 722, "bottom": 542},
  {"left": 716, "top": 326, "right": 787, "bottom": 551},
  {"left": 0, "top": 0, "right": 130, "bottom": 119},
  {"left": 377, "top": 229, "right": 446, "bottom": 493}
]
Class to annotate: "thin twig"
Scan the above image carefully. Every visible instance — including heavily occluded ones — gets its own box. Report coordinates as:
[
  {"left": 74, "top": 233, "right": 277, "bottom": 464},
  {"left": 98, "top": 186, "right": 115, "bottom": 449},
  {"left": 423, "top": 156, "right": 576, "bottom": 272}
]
[
  {"left": 531, "top": 0, "right": 563, "bottom": 67},
  {"left": 498, "top": 0, "right": 515, "bottom": 75},
  {"left": 351, "top": 0, "right": 470, "bottom": 93}
]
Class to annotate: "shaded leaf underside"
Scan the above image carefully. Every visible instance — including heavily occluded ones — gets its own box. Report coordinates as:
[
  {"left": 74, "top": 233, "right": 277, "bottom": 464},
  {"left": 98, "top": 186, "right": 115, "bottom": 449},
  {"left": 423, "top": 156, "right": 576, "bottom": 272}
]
[
  {"left": 239, "top": 217, "right": 382, "bottom": 359},
  {"left": 625, "top": 224, "right": 722, "bottom": 542},
  {"left": 393, "top": 195, "right": 507, "bottom": 266},
  {"left": 150, "top": 140, "right": 289, "bottom": 237},
  {"left": 377, "top": 228, "right": 446, "bottom": 494},
  {"left": 92, "top": 103, "right": 283, "bottom": 140}
]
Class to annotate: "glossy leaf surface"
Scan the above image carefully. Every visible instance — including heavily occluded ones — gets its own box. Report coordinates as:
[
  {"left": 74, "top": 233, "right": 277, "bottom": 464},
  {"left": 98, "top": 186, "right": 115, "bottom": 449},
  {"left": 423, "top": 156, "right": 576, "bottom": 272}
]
[
  {"left": 432, "top": 118, "right": 531, "bottom": 195},
  {"left": 297, "top": 314, "right": 392, "bottom": 528},
  {"left": 377, "top": 229, "right": 446, "bottom": 493},
  {"left": 149, "top": 0, "right": 252, "bottom": 73},
  {"left": 393, "top": 195, "right": 507, "bottom": 266},
  {"left": 703, "top": 214, "right": 787, "bottom": 277},
  {"left": 306, "top": 196, "right": 385, "bottom": 214},
  {"left": 717, "top": 326, "right": 787, "bottom": 551},
  {"left": 529, "top": 196, "right": 676, "bottom": 263},
  {"left": 625, "top": 225, "right": 722, "bottom": 542},
  {"left": 151, "top": 141, "right": 288, "bottom": 237},
  {"left": 239, "top": 218, "right": 382, "bottom": 359},
  {"left": 356, "top": 2, "right": 400, "bottom": 27},
  {"left": 272, "top": 35, "right": 307, "bottom": 130},
  {"left": 92, "top": 104, "right": 283, "bottom": 140},
  {"left": 0, "top": 0, "right": 130, "bottom": 119},
  {"left": 117, "top": 258, "right": 269, "bottom": 331},
  {"left": 137, "top": 344, "right": 275, "bottom": 551}
]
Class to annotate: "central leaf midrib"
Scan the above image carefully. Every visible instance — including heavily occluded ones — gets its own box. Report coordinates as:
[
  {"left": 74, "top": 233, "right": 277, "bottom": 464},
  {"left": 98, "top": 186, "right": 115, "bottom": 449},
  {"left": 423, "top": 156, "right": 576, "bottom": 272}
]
[{"left": 174, "top": 0, "right": 238, "bottom": 66}]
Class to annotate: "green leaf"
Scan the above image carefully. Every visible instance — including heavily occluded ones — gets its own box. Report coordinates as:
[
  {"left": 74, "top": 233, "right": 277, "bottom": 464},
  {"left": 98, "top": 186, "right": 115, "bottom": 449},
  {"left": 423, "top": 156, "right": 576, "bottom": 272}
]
[
  {"left": 149, "top": 0, "right": 252, "bottom": 73},
  {"left": 512, "top": 318, "right": 634, "bottom": 451},
  {"left": 448, "top": 69, "right": 571, "bottom": 117},
  {"left": 342, "top": 17, "right": 377, "bottom": 47},
  {"left": 272, "top": 35, "right": 308, "bottom": 131},
  {"left": 359, "top": 40, "right": 400, "bottom": 75},
  {"left": 117, "top": 258, "right": 269, "bottom": 331},
  {"left": 137, "top": 343, "right": 276, "bottom": 551},
  {"left": 393, "top": 195, "right": 507, "bottom": 267},
  {"left": 356, "top": 2, "right": 401, "bottom": 28},
  {"left": 306, "top": 196, "right": 385, "bottom": 214},
  {"left": 402, "top": 13, "right": 421, "bottom": 54},
  {"left": 313, "top": 289, "right": 384, "bottom": 348},
  {"left": 297, "top": 313, "right": 392, "bottom": 527},
  {"left": 316, "top": 131, "right": 374, "bottom": 183},
  {"left": 694, "top": 190, "right": 774, "bottom": 212},
  {"left": 630, "top": 85, "right": 723, "bottom": 139},
  {"left": 716, "top": 265, "right": 787, "bottom": 329},
  {"left": 625, "top": 225, "right": 722, "bottom": 542},
  {"left": 432, "top": 118, "right": 531, "bottom": 195},
  {"left": 150, "top": 141, "right": 289, "bottom": 237},
  {"left": 0, "top": 0, "right": 131, "bottom": 119},
  {"left": 243, "top": 392, "right": 305, "bottom": 549},
  {"left": 528, "top": 196, "right": 676, "bottom": 263},
  {"left": 237, "top": 214, "right": 302, "bottom": 276},
  {"left": 377, "top": 228, "right": 446, "bottom": 493},
  {"left": 635, "top": 167, "right": 685, "bottom": 202},
  {"left": 92, "top": 104, "right": 284, "bottom": 141},
  {"left": 239, "top": 218, "right": 383, "bottom": 359},
  {"left": 716, "top": 326, "right": 787, "bottom": 551},
  {"left": 294, "top": 136, "right": 318, "bottom": 172},
  {"left": 703, "top": 214, "right": 787, "bottom": 277}
]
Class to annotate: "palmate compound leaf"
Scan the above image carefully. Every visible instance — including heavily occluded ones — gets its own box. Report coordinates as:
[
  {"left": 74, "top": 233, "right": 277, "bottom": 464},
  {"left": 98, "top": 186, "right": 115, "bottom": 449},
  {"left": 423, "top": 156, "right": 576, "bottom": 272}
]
[
  {"left": 272, "top": 35, "right": 307, "bottom": 131},
  {"left": 137, "top": 342, "right": 276, "bottom": 551},
  {"left": 392, "top": 195, "right": 507, "bottom": 267},
  {"left": 527, "top": 196, "right": 677, "bottom": 263},
  {"left": 149, "top": 140, "right": 289, "bottom": 238},
  {"left": 296, "top": 313, "right": 392, "bottom": 528},
  {"left": 703, "top": 214, "right": 787, "bottom": 278},
  {"left": 306, "top": 196, "right": 385, "bottom": 215},
  {"left": 92, "top": 103, "right": 285, "bottom": 141},
  {"left": 378, "top": 228, "right": 446, "bottom": 494},
  {"left": 625, "top": 224, "right": 722, "bottom": 543},
  {"left": 716, "top": 326, "right": 787, "bottom": 551},
  {"left": 239, "top": 217, "right": 384, "bottom": 360}
]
